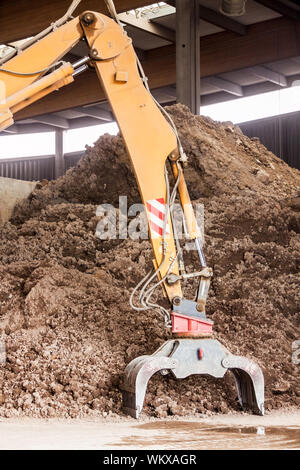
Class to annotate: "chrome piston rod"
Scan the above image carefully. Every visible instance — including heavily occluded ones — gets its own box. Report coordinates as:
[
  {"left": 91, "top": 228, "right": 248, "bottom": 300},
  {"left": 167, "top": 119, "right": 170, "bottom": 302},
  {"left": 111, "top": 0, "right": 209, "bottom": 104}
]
[
  {"left": 195, "top": 237, "right": 206, "bottom": 268},
  {"left": 72, "top": 56, "right": 90, "bottom": 77}
]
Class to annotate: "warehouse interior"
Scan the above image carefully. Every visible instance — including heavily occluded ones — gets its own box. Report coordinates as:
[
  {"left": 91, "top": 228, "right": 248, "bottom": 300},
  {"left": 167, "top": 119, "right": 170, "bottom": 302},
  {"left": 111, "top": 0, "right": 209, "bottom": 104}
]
[
  {"left": 0, "top": 0, "right": 300, "bottom": 452},
  {"left": 2, "top": 0, "right": 300, "bottom": 179}
]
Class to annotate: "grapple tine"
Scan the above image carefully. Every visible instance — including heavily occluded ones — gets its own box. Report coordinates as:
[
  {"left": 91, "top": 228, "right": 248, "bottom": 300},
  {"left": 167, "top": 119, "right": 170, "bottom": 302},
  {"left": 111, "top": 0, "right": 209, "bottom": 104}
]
[
  {"left": 222, "top": 356, "right": 264, "bottom": 415},
  {"left": 121, "top": 354, "right": 178, "bottom": 418}
]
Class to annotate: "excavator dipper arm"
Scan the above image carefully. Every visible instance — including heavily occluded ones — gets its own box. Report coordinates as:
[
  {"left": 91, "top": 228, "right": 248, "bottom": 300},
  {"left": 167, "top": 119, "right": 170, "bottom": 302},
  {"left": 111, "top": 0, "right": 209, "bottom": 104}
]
[
  {"left": 0, "top": 7, "right": 264, "bottom": 418},
  {"left": 0, "top": 10, "right": 181, "bottom": 303}
]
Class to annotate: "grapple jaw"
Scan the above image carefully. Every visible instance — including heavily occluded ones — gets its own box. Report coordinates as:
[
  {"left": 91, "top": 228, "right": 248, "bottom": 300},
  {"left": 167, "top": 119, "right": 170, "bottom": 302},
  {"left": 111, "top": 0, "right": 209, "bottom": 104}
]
[
  {"left": 122, "top": 354, "right": 178, "bottom": 419},
  {"left": 121, "top": 339, "right": 264, "bottom": 418},
  {"left": 222, "top": 355, "right": 264, "bottom": 415}
]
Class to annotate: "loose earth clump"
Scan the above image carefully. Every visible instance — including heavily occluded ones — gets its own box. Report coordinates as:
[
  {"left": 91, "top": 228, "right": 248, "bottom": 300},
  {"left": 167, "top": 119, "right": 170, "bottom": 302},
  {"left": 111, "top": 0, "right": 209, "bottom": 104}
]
[{"left": 0, "top": 104, "right": 299, "bottom": 418}]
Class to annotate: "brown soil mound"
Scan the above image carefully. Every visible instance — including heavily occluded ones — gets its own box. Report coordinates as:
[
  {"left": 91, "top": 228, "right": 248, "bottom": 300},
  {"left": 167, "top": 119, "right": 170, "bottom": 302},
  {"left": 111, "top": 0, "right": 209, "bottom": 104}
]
[{"left": 0, "top": 104, "right": 299, "bottom": 418}]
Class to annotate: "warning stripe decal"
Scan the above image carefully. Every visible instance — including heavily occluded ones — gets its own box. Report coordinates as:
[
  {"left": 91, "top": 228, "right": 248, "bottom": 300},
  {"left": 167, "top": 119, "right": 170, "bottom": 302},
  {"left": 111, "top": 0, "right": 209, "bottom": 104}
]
[{"left": 146, "top": 198, "right": 170, "bottom": 238}]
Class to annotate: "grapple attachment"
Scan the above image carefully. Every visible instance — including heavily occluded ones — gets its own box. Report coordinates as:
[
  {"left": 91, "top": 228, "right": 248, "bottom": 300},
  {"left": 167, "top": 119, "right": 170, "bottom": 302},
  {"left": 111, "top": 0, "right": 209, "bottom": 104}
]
[{"left": 121, "top": 338, "right": 264, "bottom": 418}]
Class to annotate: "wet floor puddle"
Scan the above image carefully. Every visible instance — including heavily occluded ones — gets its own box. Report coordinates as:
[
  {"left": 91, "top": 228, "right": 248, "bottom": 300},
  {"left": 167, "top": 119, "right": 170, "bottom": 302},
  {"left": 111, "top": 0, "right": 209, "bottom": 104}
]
[{"left": 110, "top": 421, "right": 300, "bottom": 449}]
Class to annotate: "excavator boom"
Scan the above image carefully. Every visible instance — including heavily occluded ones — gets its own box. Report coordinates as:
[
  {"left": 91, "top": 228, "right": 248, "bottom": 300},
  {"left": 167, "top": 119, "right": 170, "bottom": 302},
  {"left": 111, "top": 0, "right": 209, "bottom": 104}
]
[{"left": 0, "top": 3, "right": 264, "bottom": 418}]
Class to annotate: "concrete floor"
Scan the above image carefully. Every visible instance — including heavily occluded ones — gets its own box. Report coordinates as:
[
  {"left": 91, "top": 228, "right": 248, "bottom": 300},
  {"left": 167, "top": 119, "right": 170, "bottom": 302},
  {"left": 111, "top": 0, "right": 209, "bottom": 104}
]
[{"left": 0, "top": 410, "right": 299, "bottom": 450}]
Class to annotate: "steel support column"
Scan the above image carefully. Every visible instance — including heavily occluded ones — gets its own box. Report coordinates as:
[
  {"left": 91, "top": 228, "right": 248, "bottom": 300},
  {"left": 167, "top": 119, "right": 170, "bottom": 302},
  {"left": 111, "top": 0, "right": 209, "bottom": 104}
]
[
  {"left": 55, "top": 129, "right": 64, "bottom": 179},
  {"left": 176, "top": 0, "right": 201, "bottom": 114}
]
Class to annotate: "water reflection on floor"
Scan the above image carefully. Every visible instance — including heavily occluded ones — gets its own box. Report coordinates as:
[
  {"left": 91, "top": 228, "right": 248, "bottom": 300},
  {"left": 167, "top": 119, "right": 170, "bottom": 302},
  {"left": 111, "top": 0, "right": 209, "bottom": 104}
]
[{"left": 110, "top": 421, "right": 300, "bottom": 450}]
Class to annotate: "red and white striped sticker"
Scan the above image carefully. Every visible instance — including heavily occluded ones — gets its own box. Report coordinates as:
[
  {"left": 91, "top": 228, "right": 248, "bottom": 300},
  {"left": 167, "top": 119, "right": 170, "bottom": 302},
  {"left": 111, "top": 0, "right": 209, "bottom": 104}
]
[{"left": 146, "top": 197, "right": 170, "bottom": 238}]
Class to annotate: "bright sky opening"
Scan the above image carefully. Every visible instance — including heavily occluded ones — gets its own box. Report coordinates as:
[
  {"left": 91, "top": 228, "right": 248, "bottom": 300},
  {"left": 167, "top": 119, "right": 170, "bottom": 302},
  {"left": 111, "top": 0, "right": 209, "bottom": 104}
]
[
  {"left": 1, "top": 84, "right": 300, "bottom": 159},
  {"left": 0, "top": 132, "right": 55, "bottom": 159},
  {"left": 0, "top": 122, "right": 119, "bottom": 159},
  {"left": 201, "top": 83, "right": 300, "bottom": 124},
  {"left": 63, "top": 122, "right": 119, "bottom": 153}
]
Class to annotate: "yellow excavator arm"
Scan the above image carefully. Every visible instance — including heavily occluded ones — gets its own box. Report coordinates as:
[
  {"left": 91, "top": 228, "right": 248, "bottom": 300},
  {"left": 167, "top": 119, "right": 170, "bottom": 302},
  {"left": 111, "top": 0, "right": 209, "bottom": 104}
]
[
  {"left": 0, "top": 5, "right": 264, "bottom": 419},
  {"left": 0, "top": 8, "right": 208, "bottom": 313}
]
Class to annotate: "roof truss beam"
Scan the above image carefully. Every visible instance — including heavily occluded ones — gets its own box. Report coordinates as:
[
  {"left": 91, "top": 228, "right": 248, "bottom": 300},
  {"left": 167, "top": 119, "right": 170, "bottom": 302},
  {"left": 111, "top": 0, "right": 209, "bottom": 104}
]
[
  {"left": 72, "top": 106, "right": 113, "bottom": 121},
  {"left": 2, "top": 125, "right": 19, "bottom": 134},
  {"left": 2, "top": 123, "right": 56, "bottom": 134},
  {"left": 254, "top": 0, "right": 300, "bottom": 20},
  {"left": 118, "top": 13, "right": 175, "bottom": 42},
  {"left": 152, "top": 86, "right": 176, "bottom": 103},
  {"left": 33, "top": 113, "right": 69, "bottom": 129},
  {"left": 203, "top": 76, "right": 244, "bottom": 96},
  {"left": 249, "top": 65, "right": 288, "bottom": 86},
  {"left": 167, "top": 1, "right": 247, "bottom": 35},
  {"left": 0, "top": 0, "right": 156, "bottom": 43},
  {"left": 67, "top": 116, "right": 114, "bottom": 130},
  {"left": 199, "top": 5, "right": 247, "bottom": 35}
]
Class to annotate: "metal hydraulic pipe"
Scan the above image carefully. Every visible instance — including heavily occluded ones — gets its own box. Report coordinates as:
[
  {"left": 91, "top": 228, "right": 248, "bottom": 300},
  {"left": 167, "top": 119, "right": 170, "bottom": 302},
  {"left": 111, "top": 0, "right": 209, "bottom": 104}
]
[
  {"left": 170, "top": 161, "right": 206, "bottom": 267},
  {"left": 72, "top": 64, "right": 88, "bottom": 77},
  {"left": 72, "top": 56, "right": 90, "bottom": 69},
  {"left": 195, "top": 237, "right": 206, "bottom": 268}
]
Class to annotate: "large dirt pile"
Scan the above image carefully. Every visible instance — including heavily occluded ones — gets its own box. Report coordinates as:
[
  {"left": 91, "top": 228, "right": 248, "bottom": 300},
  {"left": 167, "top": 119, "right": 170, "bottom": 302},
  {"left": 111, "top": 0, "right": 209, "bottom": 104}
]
[{"left": 0, "top": 104, "right": 299, "bottom": 418}]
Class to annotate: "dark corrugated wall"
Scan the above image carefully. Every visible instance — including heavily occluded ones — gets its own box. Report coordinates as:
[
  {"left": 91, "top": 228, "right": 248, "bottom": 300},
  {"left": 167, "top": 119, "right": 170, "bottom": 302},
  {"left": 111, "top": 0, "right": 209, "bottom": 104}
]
[
  {"left": 240, "top": 111, "right": 300, "bottom": 170},
  {"left": 0, "top": 152, "right": 83, "bottom": 181},
  {"left": 0, "top": 155, "right": 55, "bottom": 181},
  {"left": 1, "top": 111, "right": 300, "bottom": 181}
]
